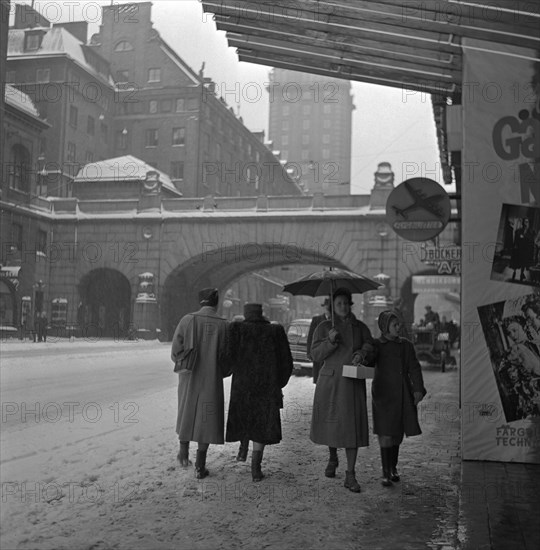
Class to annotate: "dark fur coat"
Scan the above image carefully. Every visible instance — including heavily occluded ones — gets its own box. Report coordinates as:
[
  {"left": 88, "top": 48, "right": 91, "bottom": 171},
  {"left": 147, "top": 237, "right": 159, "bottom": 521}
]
[{"left": 225, "top": 319, "right": 293, "bottom": 445}]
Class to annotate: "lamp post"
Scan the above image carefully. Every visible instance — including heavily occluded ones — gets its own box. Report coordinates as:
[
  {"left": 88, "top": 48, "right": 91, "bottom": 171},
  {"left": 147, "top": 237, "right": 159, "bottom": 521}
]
[{"left": 37, "top": 154, "right": 46, "bottom": 196}]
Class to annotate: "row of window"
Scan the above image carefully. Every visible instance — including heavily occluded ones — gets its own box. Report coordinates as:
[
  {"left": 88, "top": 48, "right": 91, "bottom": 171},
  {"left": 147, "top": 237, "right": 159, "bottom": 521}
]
[
  {"left": 281, "top": 118, "right": 333, "bottom": 131},
  {"left": 281, "top": 134, "right": 333, "bottom": 147},
  {"left": 280, "top": 104, "right": 335, "bottom": 116},
  {"left": 281, "top": 149, "right": 334, "bottom": 161},
  {"left": 115, "top": 67, "right": 161, "bottom": 84}
]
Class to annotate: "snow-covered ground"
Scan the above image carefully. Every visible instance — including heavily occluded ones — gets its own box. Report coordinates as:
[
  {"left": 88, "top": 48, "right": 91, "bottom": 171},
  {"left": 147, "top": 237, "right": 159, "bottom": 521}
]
[{"left": 1, "top": 340, "right": 461, "bottom": 549}]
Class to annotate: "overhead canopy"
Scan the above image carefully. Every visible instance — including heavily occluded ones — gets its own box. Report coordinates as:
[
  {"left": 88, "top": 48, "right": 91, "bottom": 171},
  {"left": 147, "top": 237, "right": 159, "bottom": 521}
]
[{"left": 202, "top": 0, "right": 540, "bottom": 98}]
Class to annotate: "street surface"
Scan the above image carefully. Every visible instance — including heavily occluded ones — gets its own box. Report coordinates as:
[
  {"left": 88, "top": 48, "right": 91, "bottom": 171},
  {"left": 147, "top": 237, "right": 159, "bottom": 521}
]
[{"left": 1, "top": 340, "right": 466, "bottom": 549}]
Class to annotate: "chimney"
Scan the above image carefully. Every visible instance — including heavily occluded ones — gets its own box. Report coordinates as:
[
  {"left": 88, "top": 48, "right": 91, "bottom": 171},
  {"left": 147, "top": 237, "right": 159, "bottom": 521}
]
[{"left": 53, "top": 22, "right": 88, "bottom": 44}]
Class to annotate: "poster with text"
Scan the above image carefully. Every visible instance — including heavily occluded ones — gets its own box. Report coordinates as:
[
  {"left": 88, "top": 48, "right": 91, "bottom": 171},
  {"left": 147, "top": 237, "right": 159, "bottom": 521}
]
[{"left": 462, "top": 39, "right": 540, "bottom": 462}]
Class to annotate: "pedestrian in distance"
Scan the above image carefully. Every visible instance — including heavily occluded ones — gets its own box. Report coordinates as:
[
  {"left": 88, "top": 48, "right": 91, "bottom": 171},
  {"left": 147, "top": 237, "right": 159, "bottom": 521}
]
[
  {"left": 307, "top": 297, "right": 331, "bottom": 384},
  {"left": 225, "top": 303, "right": 293, "bottom": 481},
  {"left": 36, "top": 311, "right": 48, "bottom": 342},
  {"left": 310, "top": 287, "right": 375, "bottom": 493},
  {"left": 371, "top": 311, "right": 426, "bottom": 487},
  {"left": 170, "top": 288, "right": 230, "bottom": 479}
]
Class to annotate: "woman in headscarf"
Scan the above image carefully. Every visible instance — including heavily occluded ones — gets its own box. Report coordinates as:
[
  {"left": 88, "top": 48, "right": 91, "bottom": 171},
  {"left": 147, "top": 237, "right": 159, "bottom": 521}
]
[{"left": 372, "top": 311, "right": 426, "bottom": 486}]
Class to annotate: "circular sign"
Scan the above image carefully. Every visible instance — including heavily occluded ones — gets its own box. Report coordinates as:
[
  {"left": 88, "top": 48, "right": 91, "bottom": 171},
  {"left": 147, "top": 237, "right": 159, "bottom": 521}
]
[{"left": 386, "top": 178, "right": 451, "bottom": 241}]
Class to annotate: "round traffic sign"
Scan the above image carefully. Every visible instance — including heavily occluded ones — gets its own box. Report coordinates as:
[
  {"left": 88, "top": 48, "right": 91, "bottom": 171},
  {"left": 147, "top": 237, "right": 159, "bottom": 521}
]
[{"left": 385, "top": 178, "right": 451, "bottom": 241}]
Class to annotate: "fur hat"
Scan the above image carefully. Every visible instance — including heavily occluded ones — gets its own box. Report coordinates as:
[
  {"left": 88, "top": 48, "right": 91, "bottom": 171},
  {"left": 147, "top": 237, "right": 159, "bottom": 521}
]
[
  {"left": 199, "top": 288, "right": 219, "bottom": 306},
  {"left": 243, "top": 303, "right": 263, "bottom": 318},
  {"left": 378, "top": 310, "right": 398, "bottom": 334}
]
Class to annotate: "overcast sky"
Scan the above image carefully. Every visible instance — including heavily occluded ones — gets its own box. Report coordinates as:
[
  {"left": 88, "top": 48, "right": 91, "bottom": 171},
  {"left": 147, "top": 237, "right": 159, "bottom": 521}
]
[{"left": 16, "top": 0, "right": 445, "bottom": 194}]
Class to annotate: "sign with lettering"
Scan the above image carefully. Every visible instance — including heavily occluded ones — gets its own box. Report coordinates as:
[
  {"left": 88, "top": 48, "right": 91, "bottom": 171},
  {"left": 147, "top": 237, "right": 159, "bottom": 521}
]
[
  {"left": 385, "top": 178, "right": 451, "bottom": 241},
  {"left": 420, "top": 244, "right": 461, "bottom": 274}
]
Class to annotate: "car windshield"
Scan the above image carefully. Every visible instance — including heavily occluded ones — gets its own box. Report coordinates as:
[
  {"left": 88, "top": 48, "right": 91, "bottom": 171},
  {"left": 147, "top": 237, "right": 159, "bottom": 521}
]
[{"left": 287, "top": 322, "right": 309, "bottom": 342}]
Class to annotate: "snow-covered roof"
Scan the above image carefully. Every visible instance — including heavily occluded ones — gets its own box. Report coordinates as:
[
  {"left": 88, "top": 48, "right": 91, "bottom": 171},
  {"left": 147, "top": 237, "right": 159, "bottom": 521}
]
[
  {"left": 74, "top": 155, "right": 182, "bottom": 196},
  {"left": 4, "top": 83, "right": 42, "bottom": 119},
  {"left": 8, "top": 27, "right": 114, "bottom": 85}
]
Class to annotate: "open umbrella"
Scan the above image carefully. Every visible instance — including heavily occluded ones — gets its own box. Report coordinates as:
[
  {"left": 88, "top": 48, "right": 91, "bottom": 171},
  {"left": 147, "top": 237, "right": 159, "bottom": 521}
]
[{"left": 282, "top": 268, "right": 382, "bottom": 325}]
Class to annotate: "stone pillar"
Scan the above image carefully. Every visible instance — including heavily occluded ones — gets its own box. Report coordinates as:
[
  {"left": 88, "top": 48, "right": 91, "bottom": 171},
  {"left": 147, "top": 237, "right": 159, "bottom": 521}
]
[{"left": 133, "top": 272, "right": 159, "bottom": 340}]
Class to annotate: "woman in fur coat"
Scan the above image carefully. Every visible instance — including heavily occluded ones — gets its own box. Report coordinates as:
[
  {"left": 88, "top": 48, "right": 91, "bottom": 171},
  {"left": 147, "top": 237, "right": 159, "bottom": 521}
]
[{"left": 225, "top": 303, "right": 293, "bottom": 481}]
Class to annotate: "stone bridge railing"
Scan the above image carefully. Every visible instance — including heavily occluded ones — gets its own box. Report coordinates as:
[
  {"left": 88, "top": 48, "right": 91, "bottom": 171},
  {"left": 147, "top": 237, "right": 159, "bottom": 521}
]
[{"left": 45, "top": 194, "right": 373, "bottom": 214}]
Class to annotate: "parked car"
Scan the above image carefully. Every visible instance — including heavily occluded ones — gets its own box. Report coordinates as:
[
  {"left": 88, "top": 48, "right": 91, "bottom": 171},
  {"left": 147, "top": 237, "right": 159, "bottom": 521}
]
[{"left": 286, "top": 318, "right": 313, "bottom": 376}]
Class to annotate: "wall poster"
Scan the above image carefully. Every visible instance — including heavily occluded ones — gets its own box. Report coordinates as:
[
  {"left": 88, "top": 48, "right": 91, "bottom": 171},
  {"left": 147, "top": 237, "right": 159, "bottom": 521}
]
[{"left": 461, "top": 39, "right": 540, "bottom": 462}]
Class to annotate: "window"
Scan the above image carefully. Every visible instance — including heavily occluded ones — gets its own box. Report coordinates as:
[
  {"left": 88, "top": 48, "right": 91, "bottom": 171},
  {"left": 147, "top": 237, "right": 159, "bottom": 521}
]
[
  {"left": 323, "top": 148, "right": 331, "bottom": 159},
  {"left": 171, "top": 161, "right": 184, "bottom": 180},
  {"left": 69, "top": 105, "right": 78, "bottom": 128},
  {"left": 282, "top": 136, "right": 289, "bottom": 146},
  {"left": 149, "top": 100, "right": 158, "bottom": 114},
  {"left": 301, "top": 150, "right": 310, "bottom": 160},
  {"left": 323, "top": 134, "right": 331, "bottom": 144},
  {"left": 145, "top": 129, "right": 158, "bottom": 147},
  {"left": 86, "top": 151, "right": 94, "bottom": 163},
  {"left": 216, "top": 142, "right": 221, "bottom": 160},
  {"left": 36, "top": 68, "right": 50, "bottom": 83},
  {"left": 87, "top": 116, "right": 95, "bottom": 135},
  {"left": 114, "top": 40, "right": 133, "bottom": 51},
  {"left": 161, "top": 99, "right": 172, "bottom": 112},
  {"left": 303, "top": 119, "right": 310, "bottom": 130},
  {"left": 25, "top": 33, "right": 41, "bottom": 51},
  {"left": 6, "top": 70, "right": 15, "bottom": 83},
  {"left": 302, "top": 105, "right": 311, "bottom": 115},
  {"left": 116, "top": 131, "right": 127, "bottom": 149},
  {"left": 281, "top": 120, "right": 289, "bottom": 131},
  {"left": 36, "top": 230, "right": 47, "bottom": 254},
  {"left": 282, "top": 105, "right": 289, "bottom": 116},
  {"left": 116, "top": 70, "right": 129, "bottom": 83},
  {"left": 175, "top": 98, "right": 185, "bottom": 112},
  {"left": 323, "top": 119, "right": 331, "bottom": 129},
  {"left": 148, "top": 68, "right": 161, "bottom": 82},
  {"left": 302, "top": 135, "right": 309, "bottom": 145},
  {"left": 67, "top": 142, "right": 76, "bottom": 162},
  {"left": 323, "top": 104, "right": 332, "bottom": 114},
  {"left": 12, "top": 223, "right": 23, "bottom": 251},
  {"left": 282, "top": 149, "right": 288, "bottom": 159},
  {"left": 101, "top": 123, "right": 108, "bottom": 142},
  {"left": 187, "top": 98, "right": 198, "bottom": 110},
  {"left": 8, "top": 145, "right": 31, "bottom": 192},
  {"left": 172, "top": 127, "right": 185, "bottom": 146}
]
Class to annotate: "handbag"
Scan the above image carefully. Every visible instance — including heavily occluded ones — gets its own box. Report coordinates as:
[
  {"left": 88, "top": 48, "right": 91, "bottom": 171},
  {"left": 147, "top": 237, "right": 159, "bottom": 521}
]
[{"left": 174, "top": 315, "right": 199, "bottom": 373}]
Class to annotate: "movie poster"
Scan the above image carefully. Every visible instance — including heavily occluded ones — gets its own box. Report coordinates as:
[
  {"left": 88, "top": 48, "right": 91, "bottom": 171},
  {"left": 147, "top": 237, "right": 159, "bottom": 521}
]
[{"left": 461, "top": 39, "right": 540, "bottom": 462}]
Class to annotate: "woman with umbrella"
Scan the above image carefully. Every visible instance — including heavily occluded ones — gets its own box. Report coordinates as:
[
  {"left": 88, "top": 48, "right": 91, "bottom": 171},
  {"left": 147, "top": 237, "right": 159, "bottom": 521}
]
[{"left": 309, "top": 287, "right": 375, "bottom": 493}]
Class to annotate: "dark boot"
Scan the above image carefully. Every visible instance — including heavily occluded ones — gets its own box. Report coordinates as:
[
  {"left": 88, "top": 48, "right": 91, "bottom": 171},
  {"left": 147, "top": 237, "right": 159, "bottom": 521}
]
[
  {"left": 195, "top": 449, "right": 209, "bottom": 479},
  {"left": 324, "top": 447, "right": 339, "bottom": 478},
  {"left": 344, "top": 470, "right": 361, "bottom": 493},
  {"left": 390, "top": 445, "right": 400, "bottom": 482},
  {"left": 380, "top": 447, "right": 393, "bottom": 487},
  {"left": 251, "top": 450, "right": 264, "bottom": 482},
  {"left": 177, "top": 441, "right": 191, "bottom": 468},
  {"left": 236, "top": 438, "right": 249, "bottom": 462}
]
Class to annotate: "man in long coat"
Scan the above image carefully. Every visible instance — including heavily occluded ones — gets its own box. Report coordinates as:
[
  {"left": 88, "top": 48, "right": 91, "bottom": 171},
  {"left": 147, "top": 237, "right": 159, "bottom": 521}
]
[
  {"left": 171, "top": 288, "right": 229, "bottom": 479},
  {"left": 225, "top": 303, "right": 293, "bottom": 481}
]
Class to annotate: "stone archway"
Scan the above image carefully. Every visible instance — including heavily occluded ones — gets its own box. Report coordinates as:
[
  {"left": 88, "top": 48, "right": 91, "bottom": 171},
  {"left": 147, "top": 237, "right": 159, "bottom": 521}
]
[
  {"left": 79, "top": 268, "right": 131, "bottom": 338},
  {"left": 161, "top": 244, "right": 347, "bottom": 340}
]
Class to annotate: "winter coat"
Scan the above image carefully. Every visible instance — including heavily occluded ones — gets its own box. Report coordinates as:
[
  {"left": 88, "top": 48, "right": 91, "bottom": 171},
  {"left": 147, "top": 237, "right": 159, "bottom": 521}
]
[
  {"left": 371, "top": 336, "right": 426, "bottom": 437},
  {"left": 307, "top": 313, "right": 330, "bottom": 384},
  {"left": 171, "top": 306, "right": 229, "bottom": 444},
  {"left": 225, "top": 318, "right": 293, "bottom": 445},
  {"left": 310, "top": 314, "right": 375, "bottom": 448}
]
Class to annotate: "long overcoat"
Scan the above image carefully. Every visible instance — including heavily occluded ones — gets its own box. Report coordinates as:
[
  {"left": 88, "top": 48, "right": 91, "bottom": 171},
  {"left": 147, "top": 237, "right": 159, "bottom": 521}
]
[
  {"left": 225, "top": 318, "right": 293, "bottom": 445},
  {"left": 371, "top": 336, "right": 426, "bottom": 437},
  {"left": 171, "top": 306, "right": 229, "bottom": 444},
  {"left": 310, "top": 314, "right": 375, "bottom": 448}
]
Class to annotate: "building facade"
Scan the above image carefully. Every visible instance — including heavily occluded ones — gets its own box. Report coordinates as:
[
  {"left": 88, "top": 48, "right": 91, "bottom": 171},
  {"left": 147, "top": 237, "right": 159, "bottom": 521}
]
[
  {"left": 6, "top": 2, "right": 301, "bottom": 199},
  {"left": 268, "top": 68, "right": 354, "bottom": 195}
]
